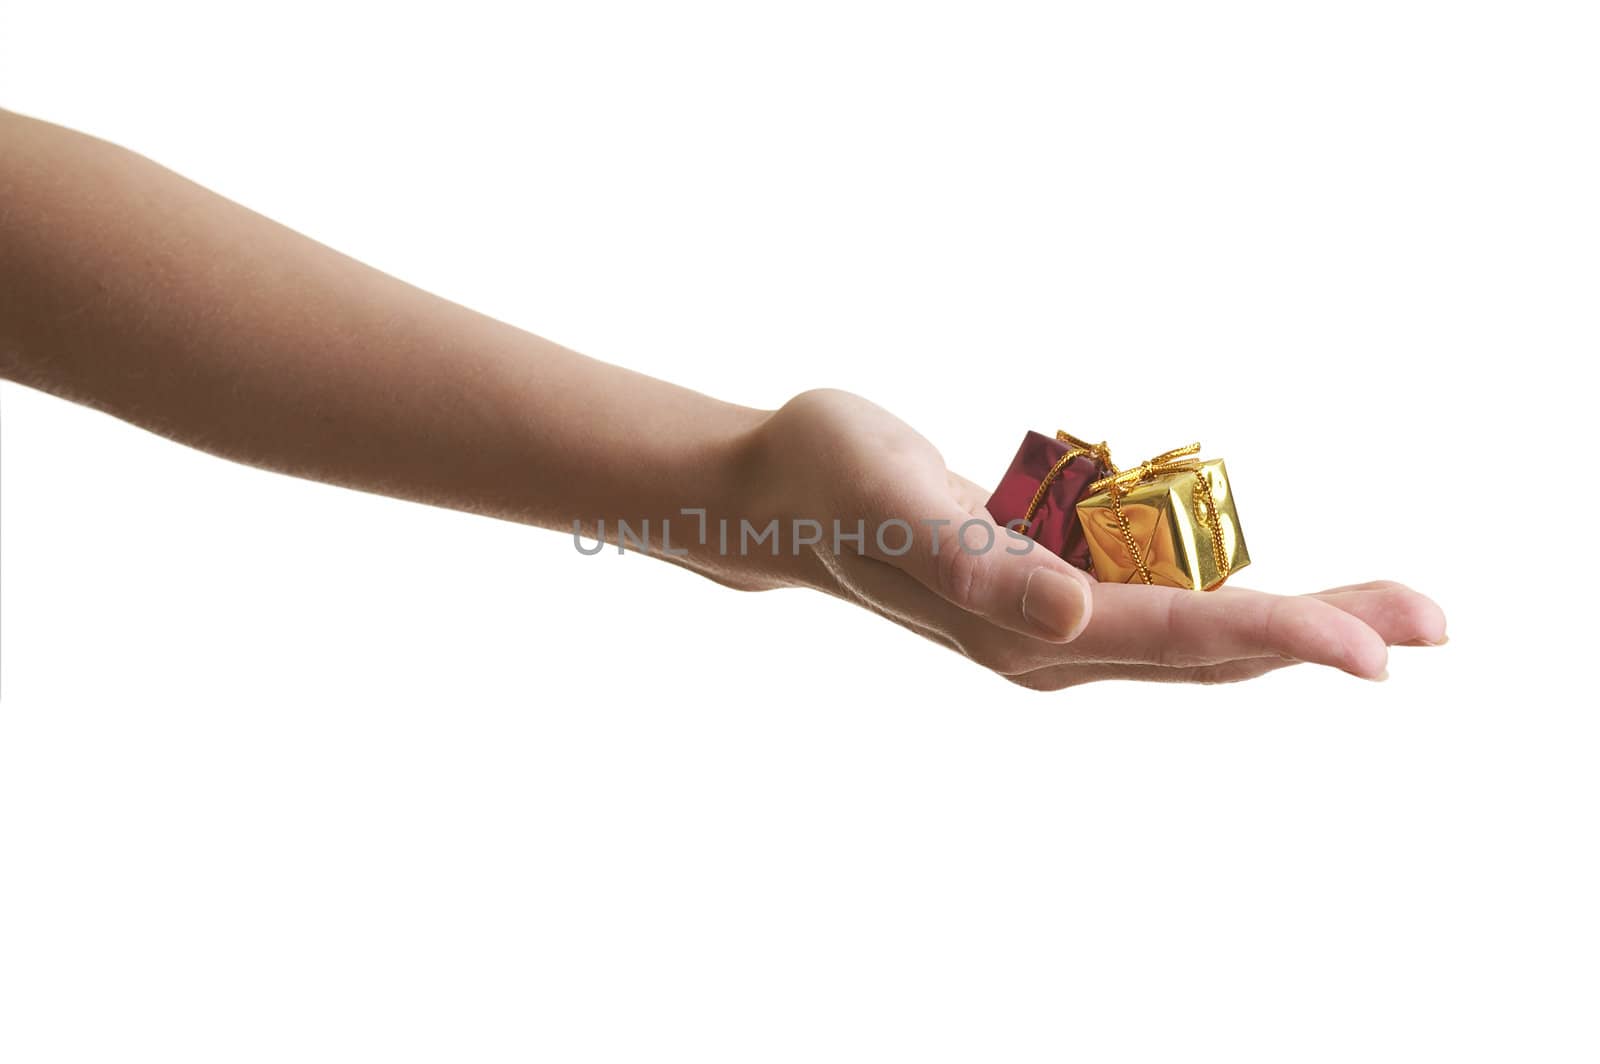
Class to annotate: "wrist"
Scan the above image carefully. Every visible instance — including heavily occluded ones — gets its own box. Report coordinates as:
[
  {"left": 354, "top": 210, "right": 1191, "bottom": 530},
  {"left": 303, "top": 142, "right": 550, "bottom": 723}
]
[
  {"left": 722, "top": 393, "right": 851, "bottom": 594},
  {"left": 702, "top": 402, "right": 834, "bottom": 593},
  {"left": 547, "top": 382, "right": 833, "bottom": 595}
]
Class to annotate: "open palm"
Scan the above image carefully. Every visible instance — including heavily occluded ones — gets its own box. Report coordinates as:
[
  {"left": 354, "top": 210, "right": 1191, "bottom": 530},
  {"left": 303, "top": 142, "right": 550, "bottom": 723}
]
[{"left": 758, "top": 389, "right": 1445, "bottom": 688}]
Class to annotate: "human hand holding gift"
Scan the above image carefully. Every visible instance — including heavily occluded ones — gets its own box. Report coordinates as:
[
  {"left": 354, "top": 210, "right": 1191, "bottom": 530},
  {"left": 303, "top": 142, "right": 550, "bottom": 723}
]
[
  {"left": 754, "top": 393, "right": 1444, "bottom": 687},
  {"left": 0, "top": 111, "right": 1446, "bottom": 690}
]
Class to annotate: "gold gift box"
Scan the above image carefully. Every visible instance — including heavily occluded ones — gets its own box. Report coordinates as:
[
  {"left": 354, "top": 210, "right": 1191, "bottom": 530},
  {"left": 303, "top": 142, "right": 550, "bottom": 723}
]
[{"left": 1075, "top": 453, "right": 1249, "bottom": 591}]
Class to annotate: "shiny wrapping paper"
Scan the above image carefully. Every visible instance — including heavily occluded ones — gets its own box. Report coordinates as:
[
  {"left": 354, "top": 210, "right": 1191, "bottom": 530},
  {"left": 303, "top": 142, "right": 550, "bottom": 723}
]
[
  {"left": 985, "top": 431, "right": 1113, "bottom": 570},
  {"left": 1076, "top": 457, "right": 1249, "bottom": 591}
]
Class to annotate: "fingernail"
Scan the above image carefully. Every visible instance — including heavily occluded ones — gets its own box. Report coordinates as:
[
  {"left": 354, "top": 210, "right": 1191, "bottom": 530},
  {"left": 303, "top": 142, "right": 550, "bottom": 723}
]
[
  {"left": 1429, "top": 634, "right": 1450, "bottom": 646},
  {"left": 1023, "top": 567, "right": 1089, "bottom": 641},
  {"left": 1368, "top": 669, "right": 1390, "bottom": 682}
]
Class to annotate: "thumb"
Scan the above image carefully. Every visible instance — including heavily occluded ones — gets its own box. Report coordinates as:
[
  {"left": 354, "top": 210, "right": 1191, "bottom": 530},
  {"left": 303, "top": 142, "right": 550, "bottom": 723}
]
[{"left": 872, "top": 502, "right": 1095, "bottom": 643}]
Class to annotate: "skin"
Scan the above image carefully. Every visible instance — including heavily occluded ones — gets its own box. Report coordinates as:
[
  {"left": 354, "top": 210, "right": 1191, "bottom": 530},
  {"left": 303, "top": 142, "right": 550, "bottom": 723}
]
[{"left": 0, "top": 109, "right": 1447, "bottom": 689}]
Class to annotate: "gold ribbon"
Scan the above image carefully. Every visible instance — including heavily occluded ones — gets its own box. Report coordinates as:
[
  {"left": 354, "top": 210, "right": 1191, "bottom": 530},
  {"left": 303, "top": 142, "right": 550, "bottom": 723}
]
[
  {"left": 1022, "top": 430, "right": 1113, "bottom": 526},
  {"left": 1087, "top": 442, "right": 1203, "bottom": 496},
  {"left": 1087, "top": 442, "right": 1233, "bottom": 590}
]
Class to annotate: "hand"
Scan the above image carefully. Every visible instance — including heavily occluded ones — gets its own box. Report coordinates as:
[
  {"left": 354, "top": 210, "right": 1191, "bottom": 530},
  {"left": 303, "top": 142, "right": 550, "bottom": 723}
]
[{"left": 749, "top": 389, "right": 1446, "bottom": 688}]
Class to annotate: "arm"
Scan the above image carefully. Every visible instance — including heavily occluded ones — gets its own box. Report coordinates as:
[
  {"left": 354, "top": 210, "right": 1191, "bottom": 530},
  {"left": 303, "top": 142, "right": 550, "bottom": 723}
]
[
  {"left": 0, "top": 107, "right": 778, "bottom": 591},
  {"left": 0, "top": 109, "right": 1446, "bottom": 687}
]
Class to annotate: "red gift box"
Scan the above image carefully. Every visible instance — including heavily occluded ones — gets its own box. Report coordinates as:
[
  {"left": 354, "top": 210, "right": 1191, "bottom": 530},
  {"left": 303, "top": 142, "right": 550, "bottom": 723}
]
[{"left": 986, "top": 430, "right": 1113, "bottom": 572}]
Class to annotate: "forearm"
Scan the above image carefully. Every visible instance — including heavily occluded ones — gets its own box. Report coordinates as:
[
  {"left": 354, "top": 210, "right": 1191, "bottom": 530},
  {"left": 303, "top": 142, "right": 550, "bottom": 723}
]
[{"left": 0, "top": 110, "right": 792, "bottom": 588}]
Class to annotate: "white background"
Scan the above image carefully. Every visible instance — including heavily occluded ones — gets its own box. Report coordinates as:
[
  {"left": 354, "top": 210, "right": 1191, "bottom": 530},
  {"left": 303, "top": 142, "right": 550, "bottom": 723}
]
[{"left": 2, "top": 2, "right": 1595, "bottom": 1061}]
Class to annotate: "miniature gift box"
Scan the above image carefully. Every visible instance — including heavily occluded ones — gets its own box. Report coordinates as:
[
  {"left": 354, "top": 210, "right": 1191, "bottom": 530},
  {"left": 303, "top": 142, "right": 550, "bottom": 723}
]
[
  {"left": 986, "top": 430, "right": 1114, "bottom": 571},
  {"left": 1074, "top": 444, "right": 1249, "bottom": 591}
]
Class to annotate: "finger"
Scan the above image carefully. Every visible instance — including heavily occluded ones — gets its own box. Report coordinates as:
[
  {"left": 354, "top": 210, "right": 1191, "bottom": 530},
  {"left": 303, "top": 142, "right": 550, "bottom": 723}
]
[
  {"left": 1309, "top": 582, "right": 1448, "bottom": 646},
  {"left": 834, "top": 551, "right": 1302, "bottom": 686},
  {"left": 833, "top": 549, "right": 1392, "bottom": 680},
  {"left": 1009, "top": 655, "right": 1305, "bottom": 691},
  {"left": 863, "top": 494, "right": 1095, "bottom": 645},
  {"left": 1308, "top": 578, "right": 1412, "bottom": 596},
  {"left": 1071, "top": 583, "right": 1391, "bottom": 679}
]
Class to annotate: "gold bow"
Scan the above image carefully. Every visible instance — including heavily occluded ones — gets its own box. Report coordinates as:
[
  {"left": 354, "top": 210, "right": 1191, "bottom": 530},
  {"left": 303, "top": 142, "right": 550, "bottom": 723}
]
[
  {"left": 1085, "top": 441, "right": 1232, "bottom": 589},
  {"left": 1088, "top": 442, "right": 1202, "bottom": 497},
  {"left": 1023, "top": 430, "right": 1114, "bottom": 525}
]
